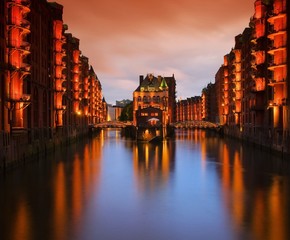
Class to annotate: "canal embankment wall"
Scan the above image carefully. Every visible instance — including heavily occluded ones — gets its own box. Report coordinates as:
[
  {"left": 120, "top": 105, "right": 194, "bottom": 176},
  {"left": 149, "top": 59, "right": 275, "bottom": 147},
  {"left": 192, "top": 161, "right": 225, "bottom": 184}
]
[
  {"left": 0, "top": 126, "right": 91, "bottom": 171},
  {"left": 222, "top": 126, "right": 290, "bottom": 158}
]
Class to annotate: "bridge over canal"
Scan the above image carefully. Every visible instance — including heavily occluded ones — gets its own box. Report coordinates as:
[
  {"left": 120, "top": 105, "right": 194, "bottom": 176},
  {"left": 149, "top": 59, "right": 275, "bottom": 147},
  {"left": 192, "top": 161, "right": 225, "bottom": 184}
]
[
  {"left": 170, "top": 120, "right": 219, "bottom": 129},
  {"left": 93, "top": 120, "right": 219, "bottom": 129},
  {"left": 93, "top": 121, "right": 133, "bottom": 128}
]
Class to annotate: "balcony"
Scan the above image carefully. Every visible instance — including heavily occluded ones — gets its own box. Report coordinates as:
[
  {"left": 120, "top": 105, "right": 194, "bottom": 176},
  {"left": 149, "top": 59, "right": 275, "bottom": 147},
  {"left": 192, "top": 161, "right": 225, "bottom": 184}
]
[
  {"left": 7, "top": 1, "right": 31, "bottom": 14},
  {"left": 268, "top": 98, "right": 287, "bottom": 107},
  {"left": 268, "top": 79, "right": 286, "bottom": 86},
  {"left": 55, "top": 105, "right": 66, "bottom": 111},
  {"left": 268, "top": 45, "right": 286, "bottom": 54},
  {"left": 55, "top": 87, "right": 66, "bottom": 93},
  {"left": 268, "top": 29, "right": 287, "bottom": 40},
  {"left": 268, "top": 59, "right": 287, "bottom": 70},
  {"left": 21, "top": 41, "right": 31, "bottom": 51},
  {"left": 268, "top": 12, "right": 287, "bottom": 23}
]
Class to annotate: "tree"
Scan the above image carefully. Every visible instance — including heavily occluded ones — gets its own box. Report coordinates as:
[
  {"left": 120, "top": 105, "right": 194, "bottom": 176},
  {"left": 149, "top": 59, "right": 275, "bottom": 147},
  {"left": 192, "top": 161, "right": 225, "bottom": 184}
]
[{"left": 119, "top": 102, "right": 133, "bottom": 121}]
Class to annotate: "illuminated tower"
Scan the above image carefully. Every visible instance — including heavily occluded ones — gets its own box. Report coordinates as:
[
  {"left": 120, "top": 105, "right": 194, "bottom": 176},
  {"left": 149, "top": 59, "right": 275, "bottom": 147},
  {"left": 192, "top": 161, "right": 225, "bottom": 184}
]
[
  {"left": 232, "top": 44, "right": 242, "bottom": 126},
  {"left": 133, "top": 74, "right": 170, "bottom": 126},
  {"left": 245, "top": 0, "right": 269, "bottom": 134},
  {"left": 72, "top": 45, "right": 81, "bottom": 115},
  {"left": 0, "top": 0, "right": 6, "bottom": 131},
  {"left": 81, "top": 56, "right": 89, "bottom": 120},
  {"left": 88, "top": 66, "right": 103, "bottom": 124},
  {"left": 222, "top": 55, "right": 230, "bottom": 125},
  {"left": 267, "top": 0, "right": 287, "bottom": 133},
  {"left": 53, "top": 19, "right": 66, "bottom": 127},
  {"left": 201, "top": 89, "right": 206, "bottom": 121},
  {"left": 5, "top": 0, "right": 31, "bottom": 133},
  {"left": 215, "top": 66, "right": 224, "bottom": 125}
]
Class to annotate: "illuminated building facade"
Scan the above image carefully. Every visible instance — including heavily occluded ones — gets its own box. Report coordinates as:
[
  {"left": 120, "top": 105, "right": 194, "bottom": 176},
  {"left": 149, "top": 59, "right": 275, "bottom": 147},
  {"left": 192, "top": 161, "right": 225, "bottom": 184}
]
[
  {"left": 201, "top": 83, "right": 217, "bottom": 123},
  {"left": 222, "top": 54, "right": 230, "bottom": 125},
  {"left": 0, "top": 0, "right": 106, "bottom": 168},
  {"left": 81, "top": 56, "right": 89, "bottom": 121},
  {"left": 176, "top": 97, "right": 202, "bottom": 122},
  {"left": 133, "top": 74, "right": 172, "bottom": 127},
  {"left": 241, "top": 27, "right": 257, "bottom": 135},
  {"left": 88, "top": 67, "right": 105, "bottom": 124},
  {"left": 5, "top": 0, "right": 31, "bottom": 133},
  {"left": 215, "top": 66, "right": 224, "bottom": 124},
  {"left": 267, "top": 0, "right": 288, "bottom": 137},
  {"left": 51, "top": 3, "right": 66, "bottom": 129},
  {"left": 164, "top": 75, "right": 177, "bottom": 123},
  {"left": 27, "top": 1, "right": 65, "bottom": 143},
  {"left": 0, "top": 0, "right": 6, "bottom": 133},
  {"left": 133, "top": 74, "right": 176, "bottom": 140},
  {"left": 213, "top": 0, "right": 289, "bottom": 153}
]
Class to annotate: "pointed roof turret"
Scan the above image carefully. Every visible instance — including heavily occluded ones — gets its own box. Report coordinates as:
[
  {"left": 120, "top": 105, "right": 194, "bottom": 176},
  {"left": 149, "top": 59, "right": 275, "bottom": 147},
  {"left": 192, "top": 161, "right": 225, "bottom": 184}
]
[{"left": 159, "top": 77, "right": 168, "bottom": 90}]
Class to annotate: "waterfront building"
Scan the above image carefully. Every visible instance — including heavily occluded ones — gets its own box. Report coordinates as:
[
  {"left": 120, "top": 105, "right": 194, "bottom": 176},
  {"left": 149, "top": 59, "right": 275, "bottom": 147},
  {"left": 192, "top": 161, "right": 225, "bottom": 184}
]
[
  {"left": 267, "top": 0, "right": 288, "bottom": 141},
  {"left": 176, "top": 97, "right": 202, "bottom": 122},
  {"left": 215, "top": 67, "right": 224, "bottom": 124},
  {"left": 5, "top": 0, "right": 31, "bottom": 134},
  {"left": 133, "top": 74, "right": 176, "bottom": 127},
  {"left": 201, "top": 83, "right": 217, "bottom": 123},
  {"left": 240, "top": 27, "right": 256, "bottom": 135},
  {"left": 164, "top": 75, "right": 177, "bottom": 123},
  {"left": 0, "top": 0, "right": 6, "bottom": 134},
  {"left": 213, "top": 0, "right": 289, "bottom": 153},
  {"left": 132, "top": 74, "right": 176, "bottom": 140},
  {"left": 0, "top": 0, "right": 106, "bottom": 168},
  {"left": 247, "top": 0, "right": 270, "bottom": 136},
  {"left": 88, "top": 67, "right": 105, "bottom": 124}
]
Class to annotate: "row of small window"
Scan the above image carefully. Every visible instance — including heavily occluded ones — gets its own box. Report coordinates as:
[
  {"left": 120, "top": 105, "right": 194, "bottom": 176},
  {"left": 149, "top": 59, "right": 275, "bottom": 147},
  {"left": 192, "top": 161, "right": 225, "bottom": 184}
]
[
  {"left": 137, "top": 96, "right": 166, "bottom": 103},
  {"left": 141, "top": 113, "right": 159, "bottom": 117}
]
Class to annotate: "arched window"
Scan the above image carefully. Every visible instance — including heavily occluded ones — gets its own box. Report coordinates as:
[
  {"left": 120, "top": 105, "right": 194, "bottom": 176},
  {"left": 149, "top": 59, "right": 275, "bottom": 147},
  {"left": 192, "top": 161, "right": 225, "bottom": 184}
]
[{"left": 138, "top": 96, "right": 141, "bottom": 102}]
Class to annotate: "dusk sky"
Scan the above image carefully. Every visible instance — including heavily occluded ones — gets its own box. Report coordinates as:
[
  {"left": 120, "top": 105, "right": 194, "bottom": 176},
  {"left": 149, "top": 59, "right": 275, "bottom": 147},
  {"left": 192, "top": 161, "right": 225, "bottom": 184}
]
[{"left": 55, "top": 0, "right": 255, "bottom": 104}]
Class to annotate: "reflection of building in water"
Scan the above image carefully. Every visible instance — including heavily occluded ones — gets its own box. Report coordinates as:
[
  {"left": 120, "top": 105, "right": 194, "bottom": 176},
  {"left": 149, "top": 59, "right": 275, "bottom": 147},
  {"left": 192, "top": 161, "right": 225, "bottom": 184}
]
[
  {"left": 184, "top": 128, "right": 290, "bottom": 240},
  {"left": 132, "top": 141, "right": 176, "bottom": 191},
  {"left": 214, "top": 140, "right": 288, "bottom": 240}
]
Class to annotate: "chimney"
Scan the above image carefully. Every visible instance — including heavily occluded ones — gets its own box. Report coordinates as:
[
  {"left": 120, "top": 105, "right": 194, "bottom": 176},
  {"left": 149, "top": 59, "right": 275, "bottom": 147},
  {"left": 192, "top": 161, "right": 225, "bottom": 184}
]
[{"left": 139, "top": 75, "right": 144, "bottom": 85}]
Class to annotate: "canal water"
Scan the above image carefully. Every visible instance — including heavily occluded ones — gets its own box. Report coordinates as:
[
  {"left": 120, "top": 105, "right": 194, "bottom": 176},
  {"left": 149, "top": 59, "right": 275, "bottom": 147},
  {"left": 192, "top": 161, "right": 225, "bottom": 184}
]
[{"left": 1, "top": 129, "right": 290, "bottom": 240}]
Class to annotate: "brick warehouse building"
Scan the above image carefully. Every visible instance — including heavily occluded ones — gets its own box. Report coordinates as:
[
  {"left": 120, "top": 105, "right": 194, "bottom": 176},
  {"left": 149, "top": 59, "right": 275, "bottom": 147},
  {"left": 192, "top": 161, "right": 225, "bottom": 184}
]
[
  {"left": 133, "top": 74, "right": 176, "bottom": 127},
  {"left": 210, "top": 0, "right": 289, "bottom": 154},
  {"left": 132, "top": 74, "right": 176, "bottom": 140},
  {"left": 0, "top": 0, "right": 106, "bottom": 168},
  {"left": 177, "top": 0, "right": 289, "bottom": 154}
]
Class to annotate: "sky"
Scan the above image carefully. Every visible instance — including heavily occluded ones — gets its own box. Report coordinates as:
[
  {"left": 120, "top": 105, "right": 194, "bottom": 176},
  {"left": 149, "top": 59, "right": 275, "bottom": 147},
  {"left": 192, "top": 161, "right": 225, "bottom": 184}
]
[{"left": 54, "top": 0, "right": 255, "bottom": 104}]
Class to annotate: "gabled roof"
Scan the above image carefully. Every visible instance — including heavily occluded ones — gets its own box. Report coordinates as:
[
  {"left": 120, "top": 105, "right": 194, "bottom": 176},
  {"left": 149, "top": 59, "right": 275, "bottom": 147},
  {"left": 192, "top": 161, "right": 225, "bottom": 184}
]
[{"left": 135, "top": 74, "right": 169, "bottom": 92}]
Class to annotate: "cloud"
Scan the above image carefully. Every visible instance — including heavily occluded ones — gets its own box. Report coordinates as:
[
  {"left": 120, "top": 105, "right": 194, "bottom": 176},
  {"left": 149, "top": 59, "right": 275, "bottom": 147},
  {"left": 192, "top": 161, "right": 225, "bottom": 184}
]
[{"left": 54, "top": 0, "right": 254, "bottom": 103}]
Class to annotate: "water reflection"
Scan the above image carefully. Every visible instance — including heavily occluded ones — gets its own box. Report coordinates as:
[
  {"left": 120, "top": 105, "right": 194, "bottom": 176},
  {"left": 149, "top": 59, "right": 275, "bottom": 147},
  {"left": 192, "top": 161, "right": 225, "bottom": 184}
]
[
  {"left": 131, "top": 141, "right": 176, "bottom": 193},
  {"left": 1, "top": 129, "right": 290, "bottom": 240},
  {"left": 177, "top": 129, "right": 290, "bottom": 240}
]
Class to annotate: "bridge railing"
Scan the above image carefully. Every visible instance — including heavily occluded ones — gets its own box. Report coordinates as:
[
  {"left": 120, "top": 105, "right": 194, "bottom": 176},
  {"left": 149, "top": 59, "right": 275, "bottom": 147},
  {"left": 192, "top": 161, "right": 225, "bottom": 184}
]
[
  {"left": 171, "top": 120, "right": 219, "bottom": 129},
  {"left": 93, "top": 121, "right": 133, "bottom": 128}
]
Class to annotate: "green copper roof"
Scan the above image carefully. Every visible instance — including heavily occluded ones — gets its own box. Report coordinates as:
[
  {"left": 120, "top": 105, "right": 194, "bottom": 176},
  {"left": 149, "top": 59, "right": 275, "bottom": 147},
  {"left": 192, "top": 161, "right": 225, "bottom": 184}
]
[{"left": 159, "top": 77, "right": 168, "bottom": 90}]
